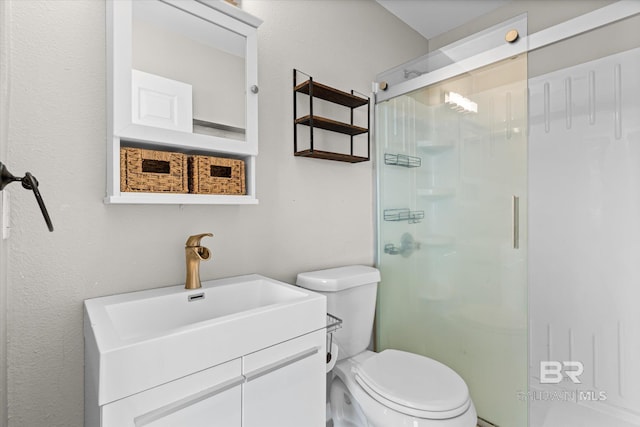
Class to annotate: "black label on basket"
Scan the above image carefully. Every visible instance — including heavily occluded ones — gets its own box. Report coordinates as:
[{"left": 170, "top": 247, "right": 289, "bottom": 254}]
[
  {"left": 142, "top": 159, "right": 170, "bottom": 174},
  {"left": 210, "top": 165, "right": 232, "bottom": 178}
]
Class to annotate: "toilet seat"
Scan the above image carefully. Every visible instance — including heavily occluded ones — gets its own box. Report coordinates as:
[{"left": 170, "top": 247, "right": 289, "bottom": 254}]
[{"left": 354, "top": 350, "right": 471, "bottom": 419}]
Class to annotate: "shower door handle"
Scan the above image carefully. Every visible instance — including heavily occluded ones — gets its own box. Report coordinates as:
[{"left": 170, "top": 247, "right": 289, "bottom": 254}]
[{"left": 512, "top": 195, "right": 520, "bottom": 249}]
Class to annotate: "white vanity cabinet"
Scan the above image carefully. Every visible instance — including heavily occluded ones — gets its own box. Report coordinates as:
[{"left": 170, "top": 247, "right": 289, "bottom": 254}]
[
  {"left": 106, "top": 0, "right": 262, "bottom": 205},
  {"left": 101, "top": 359, "right": 243, "bottom": 427},
  {"left": 243, "top": 329, "right": 326, "bottom": 427},
  {"left": 84, "top": 275, "right": 327, "bottom": 427},
  {"left": 92, "top": 332, "right": 325, "bottom": 427}
]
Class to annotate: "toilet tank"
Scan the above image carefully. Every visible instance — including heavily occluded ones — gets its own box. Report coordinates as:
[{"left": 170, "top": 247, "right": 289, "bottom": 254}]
[{"left": 296, "top": 265, "right": 381, "bottom": 360}]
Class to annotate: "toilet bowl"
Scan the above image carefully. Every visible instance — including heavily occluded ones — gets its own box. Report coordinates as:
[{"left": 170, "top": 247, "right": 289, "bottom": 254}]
[
  {"left": 296, "top": 265, "right": 477, "bottom": 427},
  {"left": 330, "top": 350, "right": 477, "bottom": 427}
]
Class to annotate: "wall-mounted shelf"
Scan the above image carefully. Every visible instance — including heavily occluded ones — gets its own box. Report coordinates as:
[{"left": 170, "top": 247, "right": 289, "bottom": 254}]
[
  {"left": 294, "top": 80, "right": 368, "bottom": 108},
  {"left": 294, "top": 149, "right": 368, "bottom": 163},
  {"left": 105, "top": 192, "right": 258, "bottom": 205},
  {"left": 295, "top": 116, "right": 368, "bottom": 136},
  {"left": 293, "top": 69, "right": 370, "bottom": 163}
]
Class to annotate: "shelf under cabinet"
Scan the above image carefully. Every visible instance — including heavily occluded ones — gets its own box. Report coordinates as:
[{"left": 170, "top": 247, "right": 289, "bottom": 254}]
[
  {"left": 294, "top": 80, "right": 368, "bottom": 108},
  {"left": 107, "top": 135, "right": 258, "bottom": 204},
  {"left": 117, "top": 124, "right": 257, "bottom": 156},
  {"left": 294, "top": 149, "right": 368, "bottom": 163},
  {"left": 105, "top": 192, "right": 258, "bottom": 205},
  {"left": 295, "top": 115, "right": 368, "bottom": 136}
]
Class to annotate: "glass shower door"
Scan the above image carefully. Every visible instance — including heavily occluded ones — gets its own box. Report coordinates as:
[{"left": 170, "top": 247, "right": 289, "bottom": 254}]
[{"left": 376, "top": 55, "right": 528, "bottom": 427}]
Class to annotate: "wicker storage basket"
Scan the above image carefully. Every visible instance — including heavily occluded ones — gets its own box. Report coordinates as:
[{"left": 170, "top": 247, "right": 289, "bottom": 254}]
[
  {"left": 120, "top": 147, "right": 188, "bottom": 193},
  {"left": 189, "top": 155, "right": 246, "bottom": 195}
]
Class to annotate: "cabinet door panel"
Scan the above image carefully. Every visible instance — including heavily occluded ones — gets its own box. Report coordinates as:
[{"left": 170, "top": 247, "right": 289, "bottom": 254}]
[
  {"left": 243, "top": 330, "right": 326, "bottom": 427},
  {"left": 102, "top": 359, "right": 242, "bottom": 427}
]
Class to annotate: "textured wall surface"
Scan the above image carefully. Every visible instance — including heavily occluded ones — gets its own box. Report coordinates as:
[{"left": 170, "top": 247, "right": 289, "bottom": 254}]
[
  {"left": 4, "top": 0, "right": 427, "bottom": 425},
  {"left": 0, "top": 1, "right": 9, "bottom": 426}
]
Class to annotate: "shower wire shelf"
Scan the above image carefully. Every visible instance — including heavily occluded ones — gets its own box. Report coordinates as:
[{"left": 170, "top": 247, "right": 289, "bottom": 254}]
[
  {"left": 383, "top": 208, "right": 425, "bottom": 224},
  {"left": 384, "top": 153, "right": 422, "bottom": 168}
]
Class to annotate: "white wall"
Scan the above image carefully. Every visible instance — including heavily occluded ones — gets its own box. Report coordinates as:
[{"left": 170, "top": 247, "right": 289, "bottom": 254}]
[
  {"left": 3, "top": 0, "right": 427, "bottom": 425},
  {"left": 0, "top": 1, "right": 9, "bottom": 425}
]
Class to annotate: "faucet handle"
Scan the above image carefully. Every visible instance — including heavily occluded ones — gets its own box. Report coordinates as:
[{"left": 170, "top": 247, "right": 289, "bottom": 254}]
[{"left": 185, "top": 233, "right": 213, "bottom": 247}]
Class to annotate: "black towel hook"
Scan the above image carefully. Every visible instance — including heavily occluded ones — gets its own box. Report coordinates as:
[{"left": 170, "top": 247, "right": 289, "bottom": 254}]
[{"left": 0, "top": 162, "right": 54, "bottom": 232}]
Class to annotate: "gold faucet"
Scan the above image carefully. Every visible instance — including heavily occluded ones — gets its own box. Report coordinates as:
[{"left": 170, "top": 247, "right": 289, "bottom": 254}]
[{"left": 185, "top": 233, "right": 213, "bottom": 290}]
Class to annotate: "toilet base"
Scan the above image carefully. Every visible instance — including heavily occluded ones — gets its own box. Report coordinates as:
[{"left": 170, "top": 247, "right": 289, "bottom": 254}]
[{"left": 330, "top": 376, "right": 368, "bottom": 427}]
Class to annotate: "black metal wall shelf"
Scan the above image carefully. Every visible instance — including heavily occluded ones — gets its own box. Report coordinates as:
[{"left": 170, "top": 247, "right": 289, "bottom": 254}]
[
  {"left": 293, "top": 69, "right": 370, "bottom": 163},
  {"left": 294, "top": 149, "right": 369, "bottom": 163},
  {"left": 294, "top": 80, "right": 368, "bottom": 108},
  {"left": 295, "top": 116, "right": 368, "bottom": 136}
]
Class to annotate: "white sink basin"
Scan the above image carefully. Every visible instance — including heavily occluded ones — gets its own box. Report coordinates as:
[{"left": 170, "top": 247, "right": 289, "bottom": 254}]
[
  {"left": 84, "top": 274, "right": 326, "bottom": 405},
  {"left": 105, "top": 277, "right": 308, "bottom": 341}
]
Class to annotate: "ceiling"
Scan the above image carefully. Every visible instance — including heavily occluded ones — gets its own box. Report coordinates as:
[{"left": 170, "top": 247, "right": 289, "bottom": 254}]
[{"left": 376, "top": 0, "right": 510, "bottom": 40}]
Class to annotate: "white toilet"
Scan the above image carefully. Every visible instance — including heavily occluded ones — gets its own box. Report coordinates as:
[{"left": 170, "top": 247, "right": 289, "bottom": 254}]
[{"left": 296, "top": 265, "right": 477, "bottom": 427}]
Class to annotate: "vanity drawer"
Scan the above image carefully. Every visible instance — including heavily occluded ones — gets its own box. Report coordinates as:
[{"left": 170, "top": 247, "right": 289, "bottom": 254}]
[
  {"left": 101, "top": 358, "right": 242, "bottom": 427},
  {"left": 243, "top": 330, "right": 326, "bottom": 427}
]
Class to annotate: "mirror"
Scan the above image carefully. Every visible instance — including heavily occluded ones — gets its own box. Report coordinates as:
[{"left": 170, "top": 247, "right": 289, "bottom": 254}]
[{"left": 131, "top": 0, "right": 246, "bottom": 140}]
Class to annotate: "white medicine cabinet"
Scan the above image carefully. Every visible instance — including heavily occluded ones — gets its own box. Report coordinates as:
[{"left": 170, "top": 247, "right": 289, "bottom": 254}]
[{"left": 106, "top": 0, "right": 262, "bottom": 204}]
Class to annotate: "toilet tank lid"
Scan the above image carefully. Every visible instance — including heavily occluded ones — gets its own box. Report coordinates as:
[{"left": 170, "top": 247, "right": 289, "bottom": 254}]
[{"left": 296, "top": 265, "right": 381, "bottom": 292}]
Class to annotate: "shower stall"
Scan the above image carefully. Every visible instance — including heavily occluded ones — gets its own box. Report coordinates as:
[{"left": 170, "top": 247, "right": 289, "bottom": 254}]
[{"left": 375, "top": 4, "right": 640, "bottom": 427}]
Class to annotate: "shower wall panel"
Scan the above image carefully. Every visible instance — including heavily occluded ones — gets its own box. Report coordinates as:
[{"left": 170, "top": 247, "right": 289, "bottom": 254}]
[{"left": 529, "top": 47, "right": 640, "bottom": 427}]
